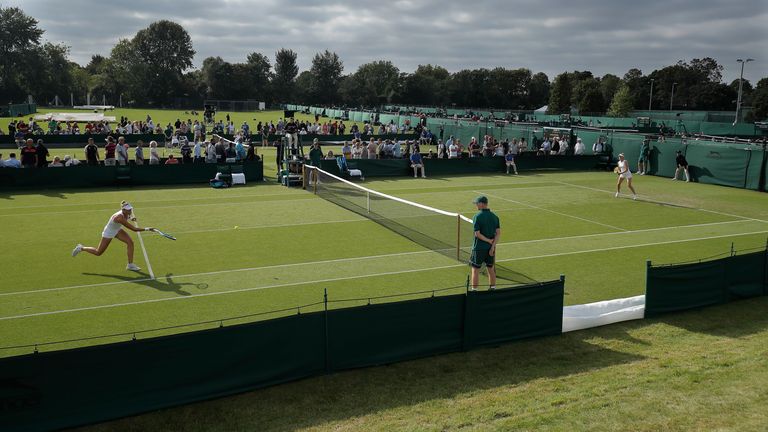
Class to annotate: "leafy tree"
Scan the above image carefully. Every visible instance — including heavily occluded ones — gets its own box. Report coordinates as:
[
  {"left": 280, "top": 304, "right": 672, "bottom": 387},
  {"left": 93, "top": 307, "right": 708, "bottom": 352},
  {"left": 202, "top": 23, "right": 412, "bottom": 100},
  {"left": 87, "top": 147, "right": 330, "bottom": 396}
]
[
  {"left": 273, "top": 48, "right": 298, "bottom": 103},
  {"left": 294, "top": 71, "right": 313, "bottom": 104},
  {"left": 528, "top": 72, "right": 550, "bottom": 109},
  {"left": 486, "top": 67, "right": 531, "bottom": 109},
  {"left": 246, "top": 52, "right": 272, "bottom": 101},
  {"left": 0, "top": 6, "right": 44, "bottom": 102},
  {"left": 607, "top": 83, "right": 633, "bottom": 117},
  {"left": 401, "top": 64, "right": 449, "bottom": 106},
  {"left": 308, "top": 50, "right": 343, "bottom": 104},
  {"left": 573, "top": 78, "right": 605, "bottom": 114},
  {"left": 547, "top": 73, "right": 571, "bottom": 114},
  {"left": 599, "top": 74, "right": 621, "bottom": 108},
  {"left": 21, "top": 42, "right": 74, "bottom": 104},
  {"left": 748, "top": 78, "right": 768, "bottom": 122},
  {"left": 130, "top": 20, "right": 195, "bottom": 105},
  {"left": 348, "top": 60, "right": 400, "bottom": 106}
]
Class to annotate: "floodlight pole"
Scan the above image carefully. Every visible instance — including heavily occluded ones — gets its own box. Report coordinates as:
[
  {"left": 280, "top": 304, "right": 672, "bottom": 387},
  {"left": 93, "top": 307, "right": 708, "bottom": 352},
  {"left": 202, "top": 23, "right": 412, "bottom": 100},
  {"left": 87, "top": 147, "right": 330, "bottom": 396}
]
[
  {"left": 734, "top": 58, "right": 754, "bottom": 125},
  {"left": 648, "top": 79, "right": 654, "bottom": 111},
  {"left": 669, "top": 83, "right": 678, "bottom": 111}
]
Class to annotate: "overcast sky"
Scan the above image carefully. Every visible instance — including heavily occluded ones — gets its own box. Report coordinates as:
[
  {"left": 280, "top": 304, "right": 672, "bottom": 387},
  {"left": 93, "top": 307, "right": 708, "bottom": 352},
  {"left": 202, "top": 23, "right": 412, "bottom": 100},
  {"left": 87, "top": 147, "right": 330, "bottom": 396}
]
[{"left": 10, "top": 0, "right": 768, "bottom": 85}]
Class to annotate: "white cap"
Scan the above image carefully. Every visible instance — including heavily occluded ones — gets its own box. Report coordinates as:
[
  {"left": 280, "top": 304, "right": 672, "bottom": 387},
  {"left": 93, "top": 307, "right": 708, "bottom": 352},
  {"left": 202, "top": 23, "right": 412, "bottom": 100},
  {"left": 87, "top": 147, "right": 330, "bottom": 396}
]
[{"left": 121, "top": 202, "right": 133, "bottom": 211}]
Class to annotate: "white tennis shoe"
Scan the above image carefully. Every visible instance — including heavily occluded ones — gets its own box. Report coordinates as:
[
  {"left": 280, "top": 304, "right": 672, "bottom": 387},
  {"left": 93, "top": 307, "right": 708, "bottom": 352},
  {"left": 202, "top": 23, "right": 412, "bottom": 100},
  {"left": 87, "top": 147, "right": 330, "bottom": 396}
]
[
  {"left": 71, "top": 244, "right": 82, "bottom": 257},
  {"left": 126, "top": 263, "right": 141, "bottom": 271}
]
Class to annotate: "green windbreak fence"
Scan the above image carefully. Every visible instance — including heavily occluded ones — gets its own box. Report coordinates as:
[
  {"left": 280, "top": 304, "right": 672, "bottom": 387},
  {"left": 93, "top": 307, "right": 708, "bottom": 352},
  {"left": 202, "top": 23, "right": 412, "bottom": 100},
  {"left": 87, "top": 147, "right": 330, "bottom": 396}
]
[
  {"left": 0, "top": 161, "right": 264, "bottom": 189},
  {"left": 684, "top": 143, "right": 751, "bottom": 188},
  {"left": 0, "top": 280, "right": 564, "bottom": 432},
  {"left": 650, "top": 141, "right": 688, "bottom": 178},
  {"left": 0, "top": 313, "right": 328, "bottom": 432},
  {"left": 327, "top": 296, "right": 465, "bottom": 370},
  {"left": 316, "top": 155, "right": 600, "bottom": 178},
  {"left": 465, "top": 279, "right": 564, "bottom": 347},
  {"left": 2, "top": 103, "right": 37, "bottom": 117},
  {"left": 645, "top": 248, "right": 768, "bottom": 316}
]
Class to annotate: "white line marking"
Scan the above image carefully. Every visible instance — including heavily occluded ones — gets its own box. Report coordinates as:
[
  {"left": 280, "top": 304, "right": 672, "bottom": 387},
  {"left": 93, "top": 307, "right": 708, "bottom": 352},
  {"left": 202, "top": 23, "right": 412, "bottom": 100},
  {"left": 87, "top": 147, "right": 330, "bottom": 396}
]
[
  {"left": 476, "top": 190, "right": 627, "bottom": 232},
  {"left": 2, "top": 229, "right": 766, "bottom": 321},
  {"left": 556, "top": 181, "right": 768, "bottom": 223},
  {"left": 169, "top": 207, "right": 530, "bottom": 236},
  {"left": 0, "top": 219, "right": 758, "bottom": 298},
  {"left": 136, "top": 231, "right": 155, "bottom": 280},
  {"left": 0, "top": 265, "right": 463, "bottom": 321},
  {"left": 133, "top": 212, "right": 155, "bottom": 279},
  {"left": 0, "top": 195, "right": 318, "bottom": 218},
  {"left": 0, "top": 191, "right": 304, "bottom": 210},
  {"left": 496, "top": 230, "right": 768, "bottom": 264}
]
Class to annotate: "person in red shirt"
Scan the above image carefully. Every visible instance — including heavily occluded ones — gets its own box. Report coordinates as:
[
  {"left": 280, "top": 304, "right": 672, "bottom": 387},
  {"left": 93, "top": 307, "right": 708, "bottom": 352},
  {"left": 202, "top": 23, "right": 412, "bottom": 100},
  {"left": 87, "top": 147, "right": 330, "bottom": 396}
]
[
  {"left": 20, "top": 139, "right": 37, "bottom": 168},
  {"left": 104, "top": 137, "right": 117, "bottom": 166},
  {"left": 164, "top": 154, "right": 179, "bottom": 164}
]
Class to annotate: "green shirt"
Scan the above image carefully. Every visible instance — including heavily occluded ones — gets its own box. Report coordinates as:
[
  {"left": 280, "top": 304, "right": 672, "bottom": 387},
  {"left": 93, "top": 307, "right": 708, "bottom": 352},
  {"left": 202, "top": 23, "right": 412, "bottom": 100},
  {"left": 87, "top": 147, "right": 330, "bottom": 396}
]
[
  {"left": 640, "top": 142, "right": 650, "bottom": 157},
  {"left": 472, "top": 208, "right": 500, "bottom": 251},
  {"left": 309, "top": 148, "right": 323, "bottom": 166}
]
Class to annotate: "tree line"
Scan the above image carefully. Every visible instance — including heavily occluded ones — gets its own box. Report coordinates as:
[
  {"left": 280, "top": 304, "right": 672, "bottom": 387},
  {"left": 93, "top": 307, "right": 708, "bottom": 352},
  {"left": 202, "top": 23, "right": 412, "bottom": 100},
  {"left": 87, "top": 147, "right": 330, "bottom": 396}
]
[{"left": 1, "top": 7, "right": 766, "bottom": 120}]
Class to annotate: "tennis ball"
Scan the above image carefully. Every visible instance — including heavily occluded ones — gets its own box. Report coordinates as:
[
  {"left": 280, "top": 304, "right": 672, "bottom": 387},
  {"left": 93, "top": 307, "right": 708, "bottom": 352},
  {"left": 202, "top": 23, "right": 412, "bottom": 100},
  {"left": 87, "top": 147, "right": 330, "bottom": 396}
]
[{"left": 234, "top": 226, "right": 239, "bottom": 229}]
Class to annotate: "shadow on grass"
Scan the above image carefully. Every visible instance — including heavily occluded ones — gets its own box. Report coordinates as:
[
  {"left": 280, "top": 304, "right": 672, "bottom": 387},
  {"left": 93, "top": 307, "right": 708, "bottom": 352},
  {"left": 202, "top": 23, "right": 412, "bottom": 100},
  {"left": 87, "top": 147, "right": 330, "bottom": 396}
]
[
  {"left": 82, "top": 272, "right": 205, "bottom": 296},
  {"left": 652, "top": 296, "right": 768, "bottom": 338}
]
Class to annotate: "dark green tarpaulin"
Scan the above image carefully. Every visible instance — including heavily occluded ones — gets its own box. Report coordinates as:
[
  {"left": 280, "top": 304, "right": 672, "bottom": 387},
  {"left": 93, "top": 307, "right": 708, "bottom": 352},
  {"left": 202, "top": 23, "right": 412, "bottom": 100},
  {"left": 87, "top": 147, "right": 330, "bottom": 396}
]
[
  {"left": 0, "top": 313, "right": 327, "bottom": 432},
  {"left": 685, "top": 144, "right": 751, "bottom": 188},
  {"left": 0, "top": 279, "right": 565, "bottom": 432},
  {"left": 465, "top": 280, "right": 564, "bottom": 347},
  {"left": 318, "top": 155, "right": 600, "bottom": 178},
  {"left": 645, "top": 250, "right": 768, "bottom": 316},
  {"left": 649, "top": 141, "right": 688, "bottom": 178},
  {"left": 327, "top": 296, "right": 465, "bottom": 370},
  {"left": 744, "top": 147, "right": 767, "bottom": 191},
  {"left": 645, "top": 260, "right": 728, "bottom": 316},
  {"left": 726, "top": 251, "right": 768, "bottom": 299},
  {"left": 0, "top": 161, "right": 263, "bottom": 189}
]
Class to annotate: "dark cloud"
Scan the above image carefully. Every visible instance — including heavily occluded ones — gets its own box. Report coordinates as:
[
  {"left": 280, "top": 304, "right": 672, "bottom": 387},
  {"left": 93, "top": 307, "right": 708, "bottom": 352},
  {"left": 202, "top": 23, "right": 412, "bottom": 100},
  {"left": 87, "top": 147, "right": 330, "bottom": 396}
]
[{"left": 10, "top": 0, "right": 768, "bottom": 84}]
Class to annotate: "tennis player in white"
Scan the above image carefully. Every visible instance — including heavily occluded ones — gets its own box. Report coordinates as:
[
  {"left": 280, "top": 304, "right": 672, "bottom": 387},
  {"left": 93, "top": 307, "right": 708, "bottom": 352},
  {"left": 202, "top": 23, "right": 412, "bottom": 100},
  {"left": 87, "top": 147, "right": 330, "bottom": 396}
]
[
  {"left": 71, "top": 201, "right": 153, "bottom": 271},
  {"left": 615, "top": 153, "right": 638, "bottom": 200}
]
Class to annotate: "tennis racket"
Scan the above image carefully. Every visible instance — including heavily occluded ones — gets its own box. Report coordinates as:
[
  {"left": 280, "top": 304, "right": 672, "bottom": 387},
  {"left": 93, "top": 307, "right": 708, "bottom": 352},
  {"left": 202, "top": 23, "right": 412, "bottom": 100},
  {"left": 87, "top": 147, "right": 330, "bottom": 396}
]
[{"left": 151, "top": 228, "right": 177, "bottom": 241}]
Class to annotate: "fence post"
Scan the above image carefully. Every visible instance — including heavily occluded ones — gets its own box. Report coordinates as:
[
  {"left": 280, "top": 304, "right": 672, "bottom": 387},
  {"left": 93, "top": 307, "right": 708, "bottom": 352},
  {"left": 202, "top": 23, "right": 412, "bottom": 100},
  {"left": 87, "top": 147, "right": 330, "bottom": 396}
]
[
  {"left": 323, "top": 289, "right": 330, "bottom": 373},
  {"left": 645, "top": 260, "right": 652, "bottom": 303},
  {"left": 462, "top": 282, "right": 472, "bottom": 351}
]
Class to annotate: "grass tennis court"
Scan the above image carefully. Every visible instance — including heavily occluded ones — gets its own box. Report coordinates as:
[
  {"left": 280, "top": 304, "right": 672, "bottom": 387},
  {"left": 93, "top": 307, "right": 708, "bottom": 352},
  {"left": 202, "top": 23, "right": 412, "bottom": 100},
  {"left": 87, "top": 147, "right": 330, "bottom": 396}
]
[{"left": 1, "top": 170, "right": 767, "bottom": 359}]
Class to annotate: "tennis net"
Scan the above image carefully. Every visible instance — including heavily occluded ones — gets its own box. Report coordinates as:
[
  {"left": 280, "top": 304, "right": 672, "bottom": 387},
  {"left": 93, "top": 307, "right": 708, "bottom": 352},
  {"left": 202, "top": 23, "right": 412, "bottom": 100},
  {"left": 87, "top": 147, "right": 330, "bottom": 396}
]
[{"left": 303, "top": 165, "right": 536, "bottom": 284}]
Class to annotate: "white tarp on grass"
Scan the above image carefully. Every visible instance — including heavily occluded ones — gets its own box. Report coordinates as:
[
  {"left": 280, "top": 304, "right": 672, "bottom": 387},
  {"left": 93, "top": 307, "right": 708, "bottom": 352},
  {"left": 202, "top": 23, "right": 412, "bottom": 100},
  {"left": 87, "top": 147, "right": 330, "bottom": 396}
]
[
  {"left": 33, "top": 112, "right": 117, "bottom": 123},
  {"left": 562, "top": 295, "right": 646, "bottom": 332}
]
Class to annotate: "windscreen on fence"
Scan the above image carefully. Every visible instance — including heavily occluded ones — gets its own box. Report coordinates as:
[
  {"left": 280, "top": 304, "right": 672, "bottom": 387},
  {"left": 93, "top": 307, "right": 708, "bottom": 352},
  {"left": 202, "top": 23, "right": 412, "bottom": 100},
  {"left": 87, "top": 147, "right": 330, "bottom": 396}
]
[{"left": 645, "top": 248, "right": 768, "bottom": 316}]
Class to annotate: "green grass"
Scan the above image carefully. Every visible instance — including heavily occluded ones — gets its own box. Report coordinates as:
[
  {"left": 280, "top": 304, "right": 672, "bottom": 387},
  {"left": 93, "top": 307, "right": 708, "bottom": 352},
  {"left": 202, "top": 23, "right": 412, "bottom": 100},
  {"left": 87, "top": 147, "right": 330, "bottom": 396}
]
[
  {"left": 1, "top": 169, "right": 767, "bottom": 430},
  {"left": 1, "top": 108, "right": 322, "bottom": 134},
  {"left": 70, "top": 297, "right": 768, "bottom": 432}
]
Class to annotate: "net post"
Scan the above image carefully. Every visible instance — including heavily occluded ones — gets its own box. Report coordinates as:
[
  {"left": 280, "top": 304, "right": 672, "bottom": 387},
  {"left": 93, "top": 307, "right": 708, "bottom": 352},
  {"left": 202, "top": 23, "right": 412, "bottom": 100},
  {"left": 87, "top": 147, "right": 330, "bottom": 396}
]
[
  {"left": 302, "top": 163, "right": 306, "bottom": 190},
  {"left": 312, "top": 168, "right": 317, "bottom": 194},
  {"left": 456, "top": 214, "right": 461, "bottom": 261},
  {"left": 367, "top": 191, "right": 371, "bottom": 213},
  {"left": 730, "top": 242, "right": 735, "bottom": 257}
]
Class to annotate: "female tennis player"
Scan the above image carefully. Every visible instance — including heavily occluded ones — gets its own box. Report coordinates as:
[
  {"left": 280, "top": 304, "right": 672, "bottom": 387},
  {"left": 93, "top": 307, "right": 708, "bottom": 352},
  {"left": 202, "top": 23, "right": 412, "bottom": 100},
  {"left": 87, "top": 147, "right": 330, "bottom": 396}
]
[
  {"left": 71, "top": 201, "right": 153, "bottom": 271},
  {"left": 615, "top": 153, "right": 637, "bottom": 200}
]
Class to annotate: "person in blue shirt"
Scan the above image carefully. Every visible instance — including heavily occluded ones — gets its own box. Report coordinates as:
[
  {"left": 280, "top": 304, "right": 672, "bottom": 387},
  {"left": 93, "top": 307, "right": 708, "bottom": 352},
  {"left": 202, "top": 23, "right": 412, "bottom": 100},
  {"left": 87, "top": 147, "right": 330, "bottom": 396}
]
[
  {"left": 410, "top": 150, "right": 426, "bottom": 178},
  {"left": 235, "top": 140, "right": 246, "bottom": 161},
  {"left": 3, "top": 153, "right": 22, "bottom": 168}
]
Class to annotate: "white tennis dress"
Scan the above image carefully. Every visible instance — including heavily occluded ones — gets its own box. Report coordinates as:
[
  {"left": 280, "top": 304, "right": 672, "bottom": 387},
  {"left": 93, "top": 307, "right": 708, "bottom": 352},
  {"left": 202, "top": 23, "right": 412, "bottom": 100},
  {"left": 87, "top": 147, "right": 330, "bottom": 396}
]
[
  {"left": 102, "top": 211, "right": 124, "bottom": 238},
  {"left": 618, "top": 160, "right": 632, "bottom": 179}
]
